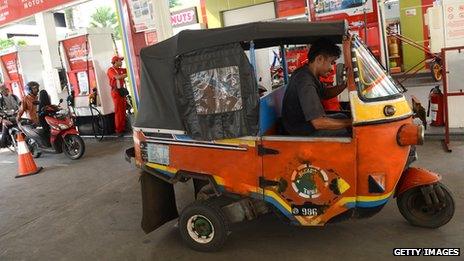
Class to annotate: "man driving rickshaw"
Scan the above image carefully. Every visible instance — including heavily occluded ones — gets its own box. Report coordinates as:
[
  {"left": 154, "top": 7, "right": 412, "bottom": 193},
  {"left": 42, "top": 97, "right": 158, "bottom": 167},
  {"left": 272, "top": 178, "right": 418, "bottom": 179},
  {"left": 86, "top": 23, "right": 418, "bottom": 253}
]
[{"left": 282, "top": 37, "right": 351, "bottom": 136}]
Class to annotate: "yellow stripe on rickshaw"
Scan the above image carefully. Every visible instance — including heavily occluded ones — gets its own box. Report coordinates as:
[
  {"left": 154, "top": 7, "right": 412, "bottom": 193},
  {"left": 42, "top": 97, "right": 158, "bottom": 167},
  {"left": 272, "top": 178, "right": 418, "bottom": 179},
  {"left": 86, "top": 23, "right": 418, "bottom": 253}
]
[
  {"left": 145, "top": 163, "right": 178, "bottom": 175},
  {"left": 350, "top": 91, "right": 412, "bottom": 123},
  {"left": 214, "top": 138, "right": 256, "bottom": 147}
]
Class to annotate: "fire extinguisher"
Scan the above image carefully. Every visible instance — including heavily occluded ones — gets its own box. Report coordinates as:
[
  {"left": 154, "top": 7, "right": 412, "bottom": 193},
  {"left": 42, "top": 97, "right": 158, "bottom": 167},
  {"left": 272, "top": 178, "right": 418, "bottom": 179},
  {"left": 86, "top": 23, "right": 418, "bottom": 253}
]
[{"left": 427, "top": 86, "right": 445, "bottom": 126}]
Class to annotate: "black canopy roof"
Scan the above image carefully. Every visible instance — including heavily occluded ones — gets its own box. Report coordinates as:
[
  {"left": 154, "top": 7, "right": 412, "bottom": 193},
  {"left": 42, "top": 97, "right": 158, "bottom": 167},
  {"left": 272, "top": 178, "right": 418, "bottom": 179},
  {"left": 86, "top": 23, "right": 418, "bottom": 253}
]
[
  {"left": 134, "top": 20, "right": 348, "bottom": 131},
  {"left": 140, "top": 20, "right": 347, "bottom": 59}
]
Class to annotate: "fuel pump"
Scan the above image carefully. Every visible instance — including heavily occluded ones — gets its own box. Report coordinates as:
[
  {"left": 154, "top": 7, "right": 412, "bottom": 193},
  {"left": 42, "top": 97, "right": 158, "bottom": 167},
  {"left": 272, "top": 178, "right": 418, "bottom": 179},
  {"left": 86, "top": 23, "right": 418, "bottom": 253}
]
[
  {"left": 0, "top": 46, "right": 44, "bottom": 99},
  {"left": 59, "top": 28, "right": 117, "bottom": 134}
]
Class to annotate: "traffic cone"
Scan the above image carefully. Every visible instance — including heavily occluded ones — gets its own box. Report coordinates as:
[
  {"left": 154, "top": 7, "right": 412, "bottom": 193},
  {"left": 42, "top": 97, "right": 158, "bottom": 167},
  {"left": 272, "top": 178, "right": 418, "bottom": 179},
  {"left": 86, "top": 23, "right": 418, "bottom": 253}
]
[{"left": 15, "top": 133, "right": 43, "bottom": 178}]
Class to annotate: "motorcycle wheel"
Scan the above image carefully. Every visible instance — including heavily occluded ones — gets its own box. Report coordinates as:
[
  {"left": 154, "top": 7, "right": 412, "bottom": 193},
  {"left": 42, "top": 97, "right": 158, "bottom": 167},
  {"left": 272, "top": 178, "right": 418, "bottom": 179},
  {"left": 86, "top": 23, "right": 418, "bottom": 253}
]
[
  {"left": 397, "top": 182, "right": 454, "bottom": 228},
  {"left": 7, "top": 131, "right": 18, "bottom": 153},
  {"left": 26, "top": 138, "right": 42, "bottom": 158},
  {"left": 62, "top": 134, "right": 85, "bottom": 160},
  {"left": 6, "top": 139, "right": 16, "bottom": 153}
]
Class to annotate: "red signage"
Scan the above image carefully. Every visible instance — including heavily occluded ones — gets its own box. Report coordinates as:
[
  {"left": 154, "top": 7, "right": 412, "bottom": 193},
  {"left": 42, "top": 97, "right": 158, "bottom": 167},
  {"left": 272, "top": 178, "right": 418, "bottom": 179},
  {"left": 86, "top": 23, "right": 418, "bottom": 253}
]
[
  {"left": 61, "top": 35, "right": 91, "bottom": 71},
  {"left": 0, "top": 52, "right": 20, "bottom": 81},
  {"left": 0, "top": 0, "right": 75, "bottom": 27},
  {"left": 144, "top": 31, "right": 158, "bottom": 46},
  {"left": 0, "top": 51, "right": 25, "bottom": 97},
  {"left": 309, "top": 0, "right": 381, "bottom": 57}
]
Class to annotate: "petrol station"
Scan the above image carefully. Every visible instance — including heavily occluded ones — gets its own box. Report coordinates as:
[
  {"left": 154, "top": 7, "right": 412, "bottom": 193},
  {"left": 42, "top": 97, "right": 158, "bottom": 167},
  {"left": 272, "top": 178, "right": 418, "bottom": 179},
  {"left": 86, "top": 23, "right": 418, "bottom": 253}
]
[{"left": 0, "top": 0, "right": 463, "bottom": 259}]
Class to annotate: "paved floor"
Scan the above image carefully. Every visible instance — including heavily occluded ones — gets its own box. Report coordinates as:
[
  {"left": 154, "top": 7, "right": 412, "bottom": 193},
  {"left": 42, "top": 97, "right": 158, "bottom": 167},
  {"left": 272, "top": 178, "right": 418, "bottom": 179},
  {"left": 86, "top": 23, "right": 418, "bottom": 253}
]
[{"left": 0, "top": 138, "right": 463, "bottom": 260}]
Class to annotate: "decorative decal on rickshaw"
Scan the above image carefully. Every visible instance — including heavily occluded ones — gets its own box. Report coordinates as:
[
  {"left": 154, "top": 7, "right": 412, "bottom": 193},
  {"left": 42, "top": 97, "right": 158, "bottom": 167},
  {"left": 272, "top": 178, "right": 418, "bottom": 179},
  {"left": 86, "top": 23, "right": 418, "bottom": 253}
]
[
  {"left": 190, "top": 66, "right": 243, "bottom": 115},
  {"left": 291, "top": 164, "right": 329, "bottom": 199}
]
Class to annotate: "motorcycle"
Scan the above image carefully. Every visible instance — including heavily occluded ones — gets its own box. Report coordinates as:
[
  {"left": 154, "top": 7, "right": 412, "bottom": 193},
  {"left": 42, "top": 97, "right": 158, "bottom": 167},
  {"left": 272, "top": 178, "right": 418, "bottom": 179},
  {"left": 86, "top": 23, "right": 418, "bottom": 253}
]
[
  {"left": 18, "top": 104, "right": 85, "bottom": 160},
  {"left": 0, "top": 110, "right": 20, "bottom": 152}
]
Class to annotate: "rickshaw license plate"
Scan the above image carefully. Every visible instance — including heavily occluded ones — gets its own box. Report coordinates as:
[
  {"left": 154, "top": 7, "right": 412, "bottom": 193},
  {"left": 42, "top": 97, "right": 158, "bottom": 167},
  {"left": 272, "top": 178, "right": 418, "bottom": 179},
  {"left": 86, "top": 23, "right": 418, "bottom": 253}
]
[
  {"left": 146, "top": 143, "right": 169, "bottom": 165},
  {"left": 291, "top": 205, "right": 321, "bottom": 216}
]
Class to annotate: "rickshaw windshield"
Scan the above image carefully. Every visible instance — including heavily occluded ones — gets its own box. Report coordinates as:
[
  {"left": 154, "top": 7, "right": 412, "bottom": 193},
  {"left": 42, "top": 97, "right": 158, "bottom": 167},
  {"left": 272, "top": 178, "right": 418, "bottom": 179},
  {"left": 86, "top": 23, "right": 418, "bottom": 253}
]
[{"left": 352, "top": 37, "right": 402, "bottom": 100}]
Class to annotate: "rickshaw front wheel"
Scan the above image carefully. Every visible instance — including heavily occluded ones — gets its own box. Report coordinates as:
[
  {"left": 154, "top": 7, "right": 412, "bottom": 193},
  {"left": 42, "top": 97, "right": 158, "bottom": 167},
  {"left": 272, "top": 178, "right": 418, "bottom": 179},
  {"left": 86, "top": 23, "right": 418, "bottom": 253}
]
[
  {"left": 179, "top": 199, "right": 229, "bottom": 252},
  {"left": 397, "top": 182, "right": 454, "bottom": 228}
]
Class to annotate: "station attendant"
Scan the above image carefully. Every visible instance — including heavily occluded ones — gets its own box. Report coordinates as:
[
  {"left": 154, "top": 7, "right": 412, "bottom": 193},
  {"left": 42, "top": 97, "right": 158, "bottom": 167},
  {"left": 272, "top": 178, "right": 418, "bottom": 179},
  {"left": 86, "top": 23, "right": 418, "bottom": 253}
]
[{"left": 107, "top": 56, "right": 128, "bottom": 137}]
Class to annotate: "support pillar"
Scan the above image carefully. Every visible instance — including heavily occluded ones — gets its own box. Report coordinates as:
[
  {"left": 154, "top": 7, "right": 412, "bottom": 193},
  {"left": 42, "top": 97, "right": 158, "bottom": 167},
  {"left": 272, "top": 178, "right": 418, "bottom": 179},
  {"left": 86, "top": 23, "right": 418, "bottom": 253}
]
[
  {"left": 35, "top": 12, "right": 62, "bottom": 104},
  {"left": 151, "top": 0, "right": 173, "bottom": 41}
]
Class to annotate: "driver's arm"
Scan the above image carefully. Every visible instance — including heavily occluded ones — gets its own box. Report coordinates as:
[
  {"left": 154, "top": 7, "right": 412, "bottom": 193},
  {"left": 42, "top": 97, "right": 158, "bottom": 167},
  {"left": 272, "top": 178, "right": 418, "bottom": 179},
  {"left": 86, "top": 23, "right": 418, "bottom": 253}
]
[
  {"left": 322, "top": 82, "right": 347, "bottom": 99},
  {"left": 311, "top": 116, "right": 351, "bottom": 130},
  {"left": 322, "top": 67, "right": 350, "bottom": 99}
]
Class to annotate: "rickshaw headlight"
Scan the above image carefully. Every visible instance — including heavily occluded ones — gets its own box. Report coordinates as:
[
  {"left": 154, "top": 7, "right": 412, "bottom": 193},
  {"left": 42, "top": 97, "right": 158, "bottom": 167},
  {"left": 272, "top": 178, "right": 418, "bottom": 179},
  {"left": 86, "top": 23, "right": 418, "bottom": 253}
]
[
  {"left": 383, "top": 105, "right": 396, "bottom": 117},
  {"left": 397, "top": 124, "right": 424, "bottom": 146}
]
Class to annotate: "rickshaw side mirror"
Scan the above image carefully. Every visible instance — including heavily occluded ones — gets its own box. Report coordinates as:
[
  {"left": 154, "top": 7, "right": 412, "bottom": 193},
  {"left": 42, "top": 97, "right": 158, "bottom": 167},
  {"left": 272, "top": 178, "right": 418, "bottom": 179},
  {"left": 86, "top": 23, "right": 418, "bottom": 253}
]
[{"left": 336, "top": 63, "right": 346, "bottom": 86}]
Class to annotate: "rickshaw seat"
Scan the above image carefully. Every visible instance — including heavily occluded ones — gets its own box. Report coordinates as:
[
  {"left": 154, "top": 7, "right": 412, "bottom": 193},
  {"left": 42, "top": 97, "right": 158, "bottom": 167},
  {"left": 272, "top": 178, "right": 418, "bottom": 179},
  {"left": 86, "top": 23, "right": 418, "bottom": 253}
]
[{"left": 259, "top": 86, "right": 286, "bottom": 136}]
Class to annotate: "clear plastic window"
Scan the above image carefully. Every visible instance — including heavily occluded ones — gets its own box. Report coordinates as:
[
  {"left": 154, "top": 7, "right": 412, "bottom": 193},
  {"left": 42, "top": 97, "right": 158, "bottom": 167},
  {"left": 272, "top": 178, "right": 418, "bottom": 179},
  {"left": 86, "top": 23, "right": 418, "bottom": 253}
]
[
  {"left": 353, "top": 37, "right": 401, "bottom": 99},
  {"left": 190, "top": 66, "right": 243, "bottom": 115}
]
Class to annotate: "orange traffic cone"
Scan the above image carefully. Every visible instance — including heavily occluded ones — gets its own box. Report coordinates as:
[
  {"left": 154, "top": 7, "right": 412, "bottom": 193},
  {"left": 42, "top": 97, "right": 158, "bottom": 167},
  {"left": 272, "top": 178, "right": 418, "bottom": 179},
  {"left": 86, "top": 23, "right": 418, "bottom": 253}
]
[{"left": 15, "top": 133, "right": 43, "bottom": 178}]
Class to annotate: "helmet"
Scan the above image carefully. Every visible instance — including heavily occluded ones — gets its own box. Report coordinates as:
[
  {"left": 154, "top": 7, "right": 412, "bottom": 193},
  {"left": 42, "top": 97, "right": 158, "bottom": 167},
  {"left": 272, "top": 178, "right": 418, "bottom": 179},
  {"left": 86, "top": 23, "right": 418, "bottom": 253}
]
[{"left": 25, "top": 81, "right": 40, "bottom": 94}]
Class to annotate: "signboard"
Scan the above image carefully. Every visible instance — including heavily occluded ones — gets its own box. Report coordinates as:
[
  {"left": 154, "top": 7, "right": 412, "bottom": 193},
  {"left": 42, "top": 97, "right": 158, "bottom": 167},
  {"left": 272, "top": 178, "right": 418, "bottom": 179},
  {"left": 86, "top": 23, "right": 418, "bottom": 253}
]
[
  {"left": 0, "top": 0, "right": 75, "bottom": 27},
  {"left": 171, "top": 7, "right": 198, "bottom": 28},
  {"left": 314, "top": 0, "right": 374, "bottom": 18},
  {"left": 144, "top": 30, "right": 157, "bottom": 45},
  {"left": 128, "top": 2, "right": 200, "bottom": 32},
  {"left": 0, "top": 52, "right": 20, "bottom": 81},
  {"left": 77, "top": 71, "right": 89, "bottom": 95},
  {"left": 128, "top": 0, "right": 156, "bottom": 33},
  {"left": 61, "top": 35, "right": 90, "bottom": 71},
  {"left": 0, "top": 51, "right": 24, "bottom": 97},
  {"left": 405, "top": 8, "right": 417, "bottom": 17},
  {"left": 445, "top": 3, "right": 464, "bottom": 40}
]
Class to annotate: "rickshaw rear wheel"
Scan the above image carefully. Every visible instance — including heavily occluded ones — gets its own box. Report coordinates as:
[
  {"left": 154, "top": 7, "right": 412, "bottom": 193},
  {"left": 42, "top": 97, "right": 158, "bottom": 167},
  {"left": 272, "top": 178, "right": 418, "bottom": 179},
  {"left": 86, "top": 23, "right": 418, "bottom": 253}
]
[
  {"left": 397, "top": 182, "right": 454, "bottom": 228},
  {"left": 179, "top": 199, "right": 229, "bottom": 252}
]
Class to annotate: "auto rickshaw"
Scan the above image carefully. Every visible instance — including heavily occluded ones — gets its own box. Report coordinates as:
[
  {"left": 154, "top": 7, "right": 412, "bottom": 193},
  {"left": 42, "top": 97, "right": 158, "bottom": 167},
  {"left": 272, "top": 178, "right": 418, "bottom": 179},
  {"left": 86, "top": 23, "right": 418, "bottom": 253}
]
[{"left": 126, "top": 20, "right": 455, "bottom": 252}]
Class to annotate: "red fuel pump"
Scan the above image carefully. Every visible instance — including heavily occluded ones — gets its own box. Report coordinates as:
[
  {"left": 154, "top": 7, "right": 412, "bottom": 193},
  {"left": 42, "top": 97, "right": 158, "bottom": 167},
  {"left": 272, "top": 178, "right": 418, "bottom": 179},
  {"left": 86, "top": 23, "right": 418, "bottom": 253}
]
[
  {"left": 0, "top": 46, "right": 44, "bottom": 99},
  {"left": 59, "top": 28, "right": 117, "bottom": 134},
  {"left": 427, "top": 86, "right": 445, "bottom": 126}
]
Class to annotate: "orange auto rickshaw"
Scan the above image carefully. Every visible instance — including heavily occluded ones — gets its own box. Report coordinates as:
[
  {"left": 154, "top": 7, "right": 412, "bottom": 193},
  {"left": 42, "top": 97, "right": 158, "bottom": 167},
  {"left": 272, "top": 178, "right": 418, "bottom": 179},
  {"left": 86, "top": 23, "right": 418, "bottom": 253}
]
[{"left": 126, "top": 20, "right": 455, "bottom": 252}]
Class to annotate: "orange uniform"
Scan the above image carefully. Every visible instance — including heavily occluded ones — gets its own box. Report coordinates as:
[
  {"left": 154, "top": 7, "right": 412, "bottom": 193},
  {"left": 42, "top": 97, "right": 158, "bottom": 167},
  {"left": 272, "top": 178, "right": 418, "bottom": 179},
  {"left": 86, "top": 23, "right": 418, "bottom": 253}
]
[
  {"left": 320, "top": 66, "right": 341, "bottom": 112},
  {"left": 107, "top": 66, "right": 127, "bottom": 134}
]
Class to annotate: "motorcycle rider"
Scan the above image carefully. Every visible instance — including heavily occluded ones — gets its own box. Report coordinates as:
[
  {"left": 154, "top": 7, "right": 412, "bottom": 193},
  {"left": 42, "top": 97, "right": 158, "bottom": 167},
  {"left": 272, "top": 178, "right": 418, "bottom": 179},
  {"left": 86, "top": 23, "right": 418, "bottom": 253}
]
[
  {"left": 0, "top": 85, "right": 20, "bottom": 111},
  {"left": 0, "top": 85, "right": 19, "bottom": 148},
  {"left": 37, "top": 89, "right": 60, "bottom": 139},
  {"left": 16, "top": 81, "right": 40, "bottom": 125}
]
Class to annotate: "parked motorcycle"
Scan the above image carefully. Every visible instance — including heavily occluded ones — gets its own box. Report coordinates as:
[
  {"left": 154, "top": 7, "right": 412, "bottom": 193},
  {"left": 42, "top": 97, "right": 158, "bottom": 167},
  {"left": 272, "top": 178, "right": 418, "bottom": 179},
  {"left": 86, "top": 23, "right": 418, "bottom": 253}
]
[
  {"left": 18, "top": 105, "right": 85, "bottom": 160},
  {"left": 0, "top": 110, "right": 20, "bottom": 152}
]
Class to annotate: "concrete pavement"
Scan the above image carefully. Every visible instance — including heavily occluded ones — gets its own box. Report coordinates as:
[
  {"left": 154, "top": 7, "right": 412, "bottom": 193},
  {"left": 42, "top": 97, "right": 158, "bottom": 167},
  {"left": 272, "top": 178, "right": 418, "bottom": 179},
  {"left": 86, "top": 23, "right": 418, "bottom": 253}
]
[{"left": 0, "top": 139, "right": 463, "bottom": 260}]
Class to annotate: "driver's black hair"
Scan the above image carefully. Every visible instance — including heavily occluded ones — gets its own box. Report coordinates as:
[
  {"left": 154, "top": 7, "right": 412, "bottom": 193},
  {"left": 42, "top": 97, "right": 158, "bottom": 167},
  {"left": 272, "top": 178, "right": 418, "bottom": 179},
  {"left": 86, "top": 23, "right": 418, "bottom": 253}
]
[{"left": 307, "top": 38, "right": 341, "bottom": 63}]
